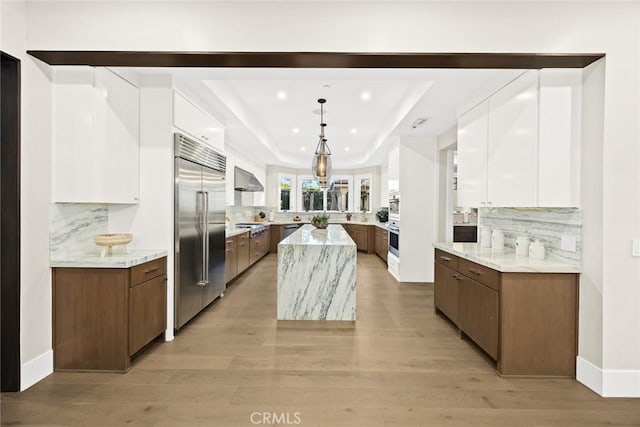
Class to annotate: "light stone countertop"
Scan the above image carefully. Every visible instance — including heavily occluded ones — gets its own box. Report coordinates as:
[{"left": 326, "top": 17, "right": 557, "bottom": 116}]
[
  {"left": 226, "top": 228, "right": 251, "bottom": 238},
  {"left": 433, "top": 242, "right": 581, "bottom": 274},
  {"left": 279, "top": 224, "right": 356, "bottom": 246},
  {"left": 51, "top": 249, "right": 168, "bottom": 268},
  {"left": 241, "top": 220, "right": 388, "bottom": 230}
]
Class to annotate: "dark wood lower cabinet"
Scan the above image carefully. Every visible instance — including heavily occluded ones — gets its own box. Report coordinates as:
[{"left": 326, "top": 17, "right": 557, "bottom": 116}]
[
  {"left": 225, "top": 236, "right": 238, "bottom": 283},
  {"left": 433, "top": 249, "right": 578, "bottom": 377},
  {"left": 237, "top": 234, "right": 250, "bottom": 273},
  {"left": 374, "top": 227, "right": 388, "bottom": 263},
  {"left": 458, "top": 276, "right": 499, "bottom": 360},
  {"left": 53, "top": 257, "right": 167, "bottom": 372},
  {"left": 433, "top": 262, "right": 459, "bottom": 324},
  {"left": 129, "top": 274, "right": 167, "bottom": 356}
]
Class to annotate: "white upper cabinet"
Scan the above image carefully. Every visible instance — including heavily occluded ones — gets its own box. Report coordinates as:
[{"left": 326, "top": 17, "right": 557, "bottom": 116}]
[
  {"left": 537, "top": 69, "right": 582, "bottom": 207},
  {"left": 52, "top": 67, "right": 140, "bottom": 204},
  {"left": 457, "top": 100, "right": 489, "bottom": 208},
  {"left": 487, "top": 70, "right": 538, "bottom": 207},
  {"left": 456, "top": 69, "right": 581, "bottom": 208},
  {"left": 173, "top": 91, "right": 224, "bottom": 153}
]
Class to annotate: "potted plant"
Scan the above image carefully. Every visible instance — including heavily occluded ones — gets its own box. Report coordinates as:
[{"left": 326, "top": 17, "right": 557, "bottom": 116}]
[
  {"left": 311, "top": 213, "right": 329, "bottom": 229},
  {"left": 375, "top": 208, "right": 388, "bottom": 223},
  {"left": 345, "top": 213, "right": 352, "bottom": 221}
]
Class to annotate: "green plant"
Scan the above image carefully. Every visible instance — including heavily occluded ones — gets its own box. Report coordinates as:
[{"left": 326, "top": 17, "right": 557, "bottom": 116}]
[
  {"left": 375, "top": 209, "right": 388, "bottom": 223},
  {"left": 311, "top": 213, "right": 329, "bottom": 229}
]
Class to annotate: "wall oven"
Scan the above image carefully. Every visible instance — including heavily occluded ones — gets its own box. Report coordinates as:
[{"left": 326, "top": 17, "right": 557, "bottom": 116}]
[
  {"left": 389, "top": 194, "right": 399, "bottom": 218},
  {"left": 388, "top": 221, "right": 399, "bottom": 257}
]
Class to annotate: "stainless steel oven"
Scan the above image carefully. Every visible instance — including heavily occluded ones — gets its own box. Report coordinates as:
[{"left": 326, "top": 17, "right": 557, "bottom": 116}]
[
  {"left": 389, "top": 194, "right": 399, "bottom": 217},
  {"left": 388, "top": 221, "right": 399, "bottom": 257}
]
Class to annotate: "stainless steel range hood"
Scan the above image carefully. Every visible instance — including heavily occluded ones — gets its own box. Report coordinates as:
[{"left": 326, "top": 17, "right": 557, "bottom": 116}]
[{"left": 234, "top": 166, "right": 264, "bottom": 192}]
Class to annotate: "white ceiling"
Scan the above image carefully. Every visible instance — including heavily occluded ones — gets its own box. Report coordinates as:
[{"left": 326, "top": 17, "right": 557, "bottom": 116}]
[{"left": 136, "top": 67, "right": 524, "bottom": 168}]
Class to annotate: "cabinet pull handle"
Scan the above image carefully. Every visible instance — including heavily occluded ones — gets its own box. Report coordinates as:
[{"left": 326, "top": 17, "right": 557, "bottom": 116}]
[
  {"left": 144, "top": 267, "right": 159, "bottom": 274},
  {"left": 439, "top": 256, "right": 452, "bottom": 262},
  {"left": 468, "top": 268, "right": 482, "bottom": 275},
  {"left": 225, "top": 249, "right": 232, "bottom": 253},
  {"left": 451, "top": 274, "right": 463, "bottom": 280}
]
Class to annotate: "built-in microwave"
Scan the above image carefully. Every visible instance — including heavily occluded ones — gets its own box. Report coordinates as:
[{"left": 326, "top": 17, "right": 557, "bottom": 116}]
[{"left": 389, "top": 194, "right": 399, "bottom": 216}]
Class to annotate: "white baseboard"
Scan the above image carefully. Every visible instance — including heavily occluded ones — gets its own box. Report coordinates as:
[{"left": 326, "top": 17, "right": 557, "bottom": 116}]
[
  {"left": 576, "top": 356, "right": 603, "bottom": 395},
  {"left": 577, "top": 356, "right": 640, "bottom": 397},
  {"left": 21, "top": 349, "right": 53, "bottom": 391}
]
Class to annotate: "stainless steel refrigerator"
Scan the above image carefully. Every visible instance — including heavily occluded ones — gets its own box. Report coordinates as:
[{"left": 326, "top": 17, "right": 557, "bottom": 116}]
[{"left": 174, "top": 133, "right": 226, "bottom": 330}]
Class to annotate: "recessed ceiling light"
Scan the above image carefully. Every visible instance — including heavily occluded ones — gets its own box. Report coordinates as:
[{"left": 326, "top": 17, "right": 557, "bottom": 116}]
[
  {"left": 300, "top": 147, "right": 307, "bottom": 152},
  {"left": 344, "top": 147, "right": 351, "bottom": 152},
  {"left": 350, "top": 128, "right": 358, "bottom": 134},
  {"left": 277, "top": 91, "right": 287, "bottom": 100},
  {"left": 292, "top": 127, "right": 300, "bottom": 134},
  {"left": 361, "top": 91, "right": 371, "bottom": 101}
]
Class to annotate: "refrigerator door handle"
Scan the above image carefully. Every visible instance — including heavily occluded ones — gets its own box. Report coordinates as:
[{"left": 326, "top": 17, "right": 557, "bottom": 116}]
[
  {"left": 196, "top": 191, "right": 207, "bottom": 287},
  {"left": 204, "top": 191, "right": 210, "bottom": 285}
]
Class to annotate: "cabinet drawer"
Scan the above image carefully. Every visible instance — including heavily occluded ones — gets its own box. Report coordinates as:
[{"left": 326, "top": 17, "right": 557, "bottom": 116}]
[
  {"left": 129, "top": 274, "right": 167, "bottom": 356},
  {"left": 459, "top": 258, "right": 499, "bottom": 291},
  {"left": 458, "top": 276, "right": 499, "bottom": 360},
  {"left": 130, "top": 257, "right": 167, "bottom": 286},
  {"left": 435, "top": 249, "right": 459, "bottom": 271}
]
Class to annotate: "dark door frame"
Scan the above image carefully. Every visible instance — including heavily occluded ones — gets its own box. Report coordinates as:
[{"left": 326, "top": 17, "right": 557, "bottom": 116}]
[
  {"left": 1, "top": 51, "right": 21, "bottom": 392},
  {"left": 13, "top": 49, "right": 602, "bottom": 392},
  {"left": 27, "top": 50, "right": 603, "bottom": 69}
]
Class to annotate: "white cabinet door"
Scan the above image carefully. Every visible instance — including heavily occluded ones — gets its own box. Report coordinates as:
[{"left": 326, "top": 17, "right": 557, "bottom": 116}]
[
  {"left": 487, "top": 70, "right": 538, "bottom": 207},
  {"left": 388, "top": 146, "right": 400, "bottom": 194},
  {"left": 457, "top": 100, "right": 489, "bottom": 208},
  {"left": 52, "top": 67, "right": 140, "bottom": 203},
  {"left": 538, "top": 69, "right": 582, "bottom": 207},
  {"left": 173, "top": 91, "right": 224, "bottom": 153}
]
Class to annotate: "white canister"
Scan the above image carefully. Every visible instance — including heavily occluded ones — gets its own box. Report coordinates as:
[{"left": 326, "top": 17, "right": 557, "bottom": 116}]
[
  {"left": 515, "top": 235, "right": 530, "bottom": 257},
  {"left": 268, "top": 210, "right": 274, "bottom": 222},
  {"left": 529, "top": 240, "right": 546, "bottom": 260},
  {"left": 480, "top": 228, "right": 492, "bottom": 248},
  {"left": 491, "top": 229, "right": 504, "bottom": 251}
]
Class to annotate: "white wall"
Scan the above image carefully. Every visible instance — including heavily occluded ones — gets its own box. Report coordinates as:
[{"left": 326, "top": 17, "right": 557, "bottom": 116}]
[
  {"left": 12, "top": 0, "right": 640, "bottom": 396},
  {"left": 399, "top": 136, "right": 438, "bottom": 282},
  {"left": 108, "top": 78, "right": 176, "bottom": 341},
  {"left": 1, "top": 0, "right": 54, "bottom": 390},
  {"left": 436, "top": 126, "right": 457, "bottom": 242}
]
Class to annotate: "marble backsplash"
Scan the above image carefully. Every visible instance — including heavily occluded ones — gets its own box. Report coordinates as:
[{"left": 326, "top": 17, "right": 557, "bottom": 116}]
[
  {"left": 226, "top": 206, "right": 377, "bottom": 224},
  {"left": 478, "top": 207, "right": 581, "bottom": 265},
  {"left": 50, "top": 203, "right": 108, "bottom": 258}
]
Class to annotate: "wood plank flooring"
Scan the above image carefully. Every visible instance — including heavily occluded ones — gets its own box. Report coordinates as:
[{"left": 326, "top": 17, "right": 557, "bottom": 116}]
[{"left": 2, "top": 254, "right": 639, "bottom": 426}]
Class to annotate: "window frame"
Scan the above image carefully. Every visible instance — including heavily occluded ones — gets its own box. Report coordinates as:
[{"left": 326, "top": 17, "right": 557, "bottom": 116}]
[{"left": 277, "top": 173, "right": 296, "bottom": 212}]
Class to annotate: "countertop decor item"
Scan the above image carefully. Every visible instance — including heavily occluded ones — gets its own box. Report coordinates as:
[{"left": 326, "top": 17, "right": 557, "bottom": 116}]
[
  {"left": 346, "top": 213, "right": 352, "bottom": 221},
  {"left": 375, "top": 208, "right": 388, "bottom": 223},
  {"left": 491, "top": 229, "right": 504, "bottom": 251},
  {"left": 293, "top": 215, "right": 302, "bottom": 222},
  {"left": 311, "top": 213, "right": 329, "bottom": 229},
  {"left": 529, "top": 240, "right": 546, "bottom": 260},
  {"left": 516, "top": 235, "right": 530, "bottom": 257},
  {"left": 480, "top": 227, "right": 492, "bottom": 248},
  {"left": 93, "top": 233, "right": 133, "bottom": 256}
]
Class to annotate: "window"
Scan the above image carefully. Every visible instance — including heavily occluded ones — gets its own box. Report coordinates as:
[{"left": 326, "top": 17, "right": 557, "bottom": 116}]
[
  {"left": 297, "top": 175, "right": 353, "bottom": 212},
  {"left": 279, "top": 175, "right": 292, "bottom": 211},
  {"left": 326, "top": 178, "right": 350, "bottom": 212},
  {"left": 354, "top": 173, "right": 373, "bottom": 213},
  {"left": 301, "top": 178, "right": 324, "bottom": 211}
]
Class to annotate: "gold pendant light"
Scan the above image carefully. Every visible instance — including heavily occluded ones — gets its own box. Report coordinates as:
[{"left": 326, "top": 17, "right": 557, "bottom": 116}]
[{"left": 312, "top": 98, "right": 332, "bottom": 188}]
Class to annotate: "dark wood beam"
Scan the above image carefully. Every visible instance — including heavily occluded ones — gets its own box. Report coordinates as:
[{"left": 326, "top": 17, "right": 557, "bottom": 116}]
[{"left": 27, "top": 51, "right": 604, "bottom": 69}]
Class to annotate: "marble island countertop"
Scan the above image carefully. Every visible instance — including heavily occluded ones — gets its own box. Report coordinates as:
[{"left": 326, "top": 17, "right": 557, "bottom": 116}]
[
  {"left": 278, "top": 224, "right": 356, "bottom": 320},
  {"left": 51, "top": 249, "right": 168, "bottom": 268},
  {"left": 279, "top": 224, "right": 357, "bottom": 246},
  {"left": 433, "top": 242, "right": 581, "bottom": 274}
]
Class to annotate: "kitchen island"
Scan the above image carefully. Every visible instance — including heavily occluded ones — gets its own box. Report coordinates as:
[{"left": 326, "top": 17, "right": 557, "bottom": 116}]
[{"left": 277, "top": 224, "right": 357, "bottom": 320}]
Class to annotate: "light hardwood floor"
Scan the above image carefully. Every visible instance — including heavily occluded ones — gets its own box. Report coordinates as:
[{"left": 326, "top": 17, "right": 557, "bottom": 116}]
[{"left": 2, "top": 254, "right": 639, "bottom": 426}]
